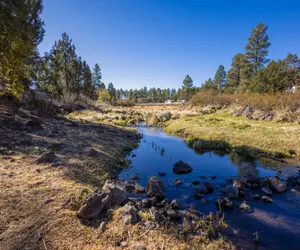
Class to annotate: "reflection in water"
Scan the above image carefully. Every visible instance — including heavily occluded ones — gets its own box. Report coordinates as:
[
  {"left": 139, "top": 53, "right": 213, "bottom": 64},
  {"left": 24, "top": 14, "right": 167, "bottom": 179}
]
[{"left": 229, "top": 152, "right": 260, "bottom": 178}]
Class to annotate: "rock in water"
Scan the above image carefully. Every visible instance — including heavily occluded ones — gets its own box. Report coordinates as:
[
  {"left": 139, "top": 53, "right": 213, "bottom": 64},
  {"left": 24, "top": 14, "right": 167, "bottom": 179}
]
[
  {"left": 233, "top": 177, "right": 247, "bottom": 190},
  {"left": 146, "top": 176, "right": 164, "bottom": 201},
  {"left": 204, "top": 182, "right": 214, "bottom": 193},
  {"left": 174, "top": 178, "right": 182, "bottom": 186},
  {"left": 251, "top": 194, "right": 260, "bottom": 200},
  {"left": 262, "top": 187, "right": 273, "bottom": 195},
  {"left": 194, "top": 184, "right": 208, "bottom": 199},
  {"left": 173, "top": 161, "right": 193, "bottom": 174},
  {"left": 267, "top": 177, "right": 287, "bottom": 193},
  {"left": 192, "top": 180, "right": 200, "bottom": 185},
  {"left": 170, "top": 199, "right": 179, "bottom": 209},
  {"left": 134, "top": 183, "right": 146, "bottom": 194},
  {"left": 217, "top": 197, "right": 232, "bottom": 208},
  {"left": 240, "top": 201, "right": 251, "bottom": 211},
  {"left": 223, "top": 185, "right": 239, "bottom": 199},
  {"left": 262, "top": 196, "right": 273, "bottom": 203}
]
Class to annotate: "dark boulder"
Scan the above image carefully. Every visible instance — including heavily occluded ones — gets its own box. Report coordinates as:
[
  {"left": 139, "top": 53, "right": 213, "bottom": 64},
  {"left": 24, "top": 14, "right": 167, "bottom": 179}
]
[
  {"left": 173, "top": 161, "right": 193, "bottom": 174},
  {"left": 223, "top": 185, "right": 239, "bottom": 199},
  {"left": 204, "top": 182, "right": 214, "bottom": 193},
  {"left": 77, "top": 192, "right": 111, "bottom": 220},
  {"left": 102, "top": 180, "right": 128, "bottom": 205},
  {"left": 268, "top": 177, "right": 287, "bottom": 193},
  {"left": 217, "top": 196, "right": 232, "bottom": 208},
  {"left": 233, "top": 177, "right": 247, "bottom": 191},
  {"left": 194, "top": 184, "right": 208, "bottom": 199},
  {"left": 146, "top": 177, "right": 164, "bottom": 201}
]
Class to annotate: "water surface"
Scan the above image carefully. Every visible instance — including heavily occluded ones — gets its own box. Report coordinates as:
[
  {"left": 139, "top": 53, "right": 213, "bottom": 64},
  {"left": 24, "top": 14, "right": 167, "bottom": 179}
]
[{"left": 119, "top": 125, "right": 300, "bottom": 250}]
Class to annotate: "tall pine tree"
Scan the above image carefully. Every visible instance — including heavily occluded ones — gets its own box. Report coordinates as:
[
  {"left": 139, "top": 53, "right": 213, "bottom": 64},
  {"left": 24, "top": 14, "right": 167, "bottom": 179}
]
[
  {"left": 226, "top": 54, "right": 252, "bottom": 91},
  {"left": 82, "top": 61, "right": 93, "bottom": 97},
  {"left": 213, "top": 65, "right": 226, "bottom": 90},
  {"left": 182, "top": 75, "right": 193, "bottom": 100},
  {"left": 92, "top": 63, "right": 102, "bottom": 90},
  {"left": 245, "top": 23, "right": 271, "bottom": 73}
]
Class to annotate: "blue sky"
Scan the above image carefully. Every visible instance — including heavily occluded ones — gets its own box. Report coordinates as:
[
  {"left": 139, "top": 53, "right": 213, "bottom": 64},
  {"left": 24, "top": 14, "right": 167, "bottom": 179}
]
[{"left": 39, "top": 0, "right": 300, "bottom": 90}]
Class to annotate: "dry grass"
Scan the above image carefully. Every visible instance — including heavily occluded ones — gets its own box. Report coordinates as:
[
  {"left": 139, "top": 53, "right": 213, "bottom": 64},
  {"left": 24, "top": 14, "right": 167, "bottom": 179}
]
[
  {"left": 190, "top": 90, "right": 300, "bottom": 112},
  {"left": 164, "top": 109, "right": 300, "bottom": 159}
]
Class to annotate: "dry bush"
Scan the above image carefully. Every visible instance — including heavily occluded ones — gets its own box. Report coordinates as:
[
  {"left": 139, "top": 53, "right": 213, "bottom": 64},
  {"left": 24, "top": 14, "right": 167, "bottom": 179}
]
[
  {"left": 116, "top": 99, "right": 136, "bottom": 107},
  {"left": 52, "top": 93, "right": 97, "bottom": 112},
  {"left": 190, "top": 90, "right": 300, "bottom": 112}
]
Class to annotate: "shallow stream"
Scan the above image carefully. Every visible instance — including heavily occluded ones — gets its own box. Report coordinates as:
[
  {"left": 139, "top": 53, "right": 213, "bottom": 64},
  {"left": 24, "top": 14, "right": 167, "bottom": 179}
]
[{"left": 119, "top": 125, "right": 300, "bottom": 250}]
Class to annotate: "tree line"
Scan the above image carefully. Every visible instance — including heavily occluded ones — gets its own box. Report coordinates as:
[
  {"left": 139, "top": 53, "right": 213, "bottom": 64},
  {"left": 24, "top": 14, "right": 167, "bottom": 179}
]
[
  {"left": 201, "top": 23, "right": 300, "bottom": 94},
  {"left": 1, "top": 1, "right": 299, "bottom": 102}
]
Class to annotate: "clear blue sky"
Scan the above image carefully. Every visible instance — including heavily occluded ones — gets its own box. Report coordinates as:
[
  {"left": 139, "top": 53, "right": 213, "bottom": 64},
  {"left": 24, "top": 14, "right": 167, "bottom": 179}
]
[{"left": 39, "top": 0, "right": 300, "bottom": 90}]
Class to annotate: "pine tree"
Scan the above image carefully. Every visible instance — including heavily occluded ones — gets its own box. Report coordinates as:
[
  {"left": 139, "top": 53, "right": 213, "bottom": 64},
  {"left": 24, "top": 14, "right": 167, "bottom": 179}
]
[
  {"left": 37, "top": 32, "right": 81, "bottom": 97},
  {"left": 245, "top": 23, "right": 271, "bottom": 73},
  {"left": 182, "top": 75, "right": 193, "bottom": 100},
  {"left": 213, "top": 65, "right": 226, "bottom": 90},
  {"left": 227, "top": 54, "right": 252, "bottom": 91},
  {"left": 107, "top": 82, "right": 116, "bottom": 102},
  {"left": 201, "top": 78, "right": 216, "bottom": 90},
  {"left": 170, "top": 88, "right": 177, "bottom": 100},
  {"left": 250, "top": 60, "right": 293, "bottom": 93},
  {"left": 82, "top": 61, "right": 93, "bottom": 97},
  {"left": 0, "top": 0, "right": 45, "bottom": 97},
  {"left": 92, "top": 63, "right": 102, "bottom": 90}
]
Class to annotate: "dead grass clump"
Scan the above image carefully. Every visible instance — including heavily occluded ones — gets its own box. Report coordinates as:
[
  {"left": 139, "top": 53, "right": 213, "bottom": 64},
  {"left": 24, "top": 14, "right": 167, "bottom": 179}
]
[
  {"left": 190, "top": 90, "right": 300, "bottom": 112},
  {"left": 274, "top": 110, "right": 297, "bottom": 123}
]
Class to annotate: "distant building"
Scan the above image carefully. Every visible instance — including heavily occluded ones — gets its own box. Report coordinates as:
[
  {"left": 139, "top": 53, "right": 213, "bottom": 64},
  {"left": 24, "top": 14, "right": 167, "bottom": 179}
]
[{"left": 165, "top": 99, "right": 173, "bottom": 104}]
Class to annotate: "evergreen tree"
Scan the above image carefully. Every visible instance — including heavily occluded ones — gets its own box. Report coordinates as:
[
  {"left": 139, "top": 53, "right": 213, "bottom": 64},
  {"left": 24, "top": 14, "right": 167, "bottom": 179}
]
[
  {"left": 128, "top": 89, "right": 133, "bottom": 100},
  {"left": 82, "top": 61, "right": 93, "bottom": 97},
  {"left": 284, "top": 53, "right": 300, "bottom": 82},
  {"left": 92, "top": 63, "right": 102, "bottom": 90},
  {"left": 107, "top": 82, "right": 116, "bottom": 102},
  {"left": 250, "top": 60, "right": 293, "bottom": 93},
  {"left": 116, "top": 89, "right": 121, "bottom": 100},
  {"left": 0, "top": 0, "right": 45, "bottom": 97},
  {"left": 37, "top": 32, "right": 81, "bottom": 97},
  {"left": 226, "top": 54, "right": 252, "bottom": 91},
  {"left": 245, "top": 22, "right": 271, "bottom": 73},
  {"left": 213, "top": 65, "right": 226, "bottom": 90},
  {"left": 182, "top": 75, "right": 193, "bottom": 100},
  {"left": 170, "top": 88, "right": 177, "bottom": 100},
  {"left": 201, "top": 78, "right": 216, "bottom": 90}
]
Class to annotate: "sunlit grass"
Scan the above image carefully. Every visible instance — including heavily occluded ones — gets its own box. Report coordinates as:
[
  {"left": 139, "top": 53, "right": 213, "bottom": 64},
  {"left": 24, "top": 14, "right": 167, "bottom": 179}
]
[{"left": 164, "top": 109, "right": 300, "bottom": 159}]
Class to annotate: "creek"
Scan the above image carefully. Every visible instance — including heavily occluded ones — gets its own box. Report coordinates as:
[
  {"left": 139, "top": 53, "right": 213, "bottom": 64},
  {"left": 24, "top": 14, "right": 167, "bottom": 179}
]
[{"left": 119, "top": 124, "right": 300, "bottom": 250}]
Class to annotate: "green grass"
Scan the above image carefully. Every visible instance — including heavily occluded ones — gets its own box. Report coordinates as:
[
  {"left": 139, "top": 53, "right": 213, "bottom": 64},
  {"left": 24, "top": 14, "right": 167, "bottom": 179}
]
[{"left": 164, "top": 109, "right": 300, "bottom": 159}]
